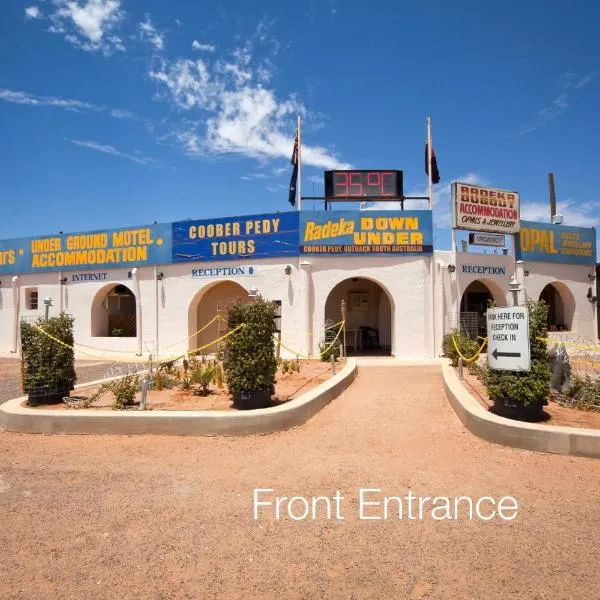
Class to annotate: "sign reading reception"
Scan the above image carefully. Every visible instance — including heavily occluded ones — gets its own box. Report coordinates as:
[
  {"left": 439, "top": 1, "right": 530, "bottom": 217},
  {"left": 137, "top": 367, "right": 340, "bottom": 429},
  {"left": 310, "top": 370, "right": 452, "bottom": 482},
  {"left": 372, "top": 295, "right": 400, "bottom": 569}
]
[
  {"left": 0, "top": 224, "right": 172, "bottom": 274},
  {"left": 516, "top": 221, "right": 596, "bottom": 265},
  {"left": 172, "top": 212, "right": 299, "bottom": 262},
  {"left": 300, "top": 211, "right": 433, "bottom": 255}
]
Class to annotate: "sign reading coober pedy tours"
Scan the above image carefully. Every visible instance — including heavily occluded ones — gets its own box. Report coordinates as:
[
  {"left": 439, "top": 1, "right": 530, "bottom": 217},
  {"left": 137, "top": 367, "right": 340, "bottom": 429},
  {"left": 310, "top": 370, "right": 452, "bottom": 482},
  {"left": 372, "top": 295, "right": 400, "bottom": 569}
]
[
  {"left": 516, "top": 221, "right": 596, "bottom": 266},
  {"left": 0, "top": 224, "right": 172, "bottom": 274},
  {"left": 300, "top": 210, "right": 433, "bottom": 255},
  {"left": 452, "top": 182, "right": 520, "bottom": 235}
]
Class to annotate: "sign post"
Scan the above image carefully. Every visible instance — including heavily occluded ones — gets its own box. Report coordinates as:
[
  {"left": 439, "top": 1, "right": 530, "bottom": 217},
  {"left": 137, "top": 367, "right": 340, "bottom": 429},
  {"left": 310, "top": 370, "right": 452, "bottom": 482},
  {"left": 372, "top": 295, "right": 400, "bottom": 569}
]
[{"left": 487, "top": 307, "right": 531, "bottom": 371}]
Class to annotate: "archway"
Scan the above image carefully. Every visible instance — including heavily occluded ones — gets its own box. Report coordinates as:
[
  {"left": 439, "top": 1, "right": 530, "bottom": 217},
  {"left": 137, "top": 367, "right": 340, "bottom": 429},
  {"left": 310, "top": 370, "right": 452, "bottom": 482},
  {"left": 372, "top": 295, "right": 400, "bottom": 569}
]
[
  {"left": 91, "top": 284, "right": 136, "bottom": 337},
  {"left": 324, "top": 277, "right": 392, "bottom": 356},
  {"left": 459, "top": 279, "right": 505, "bottom": 339},
  {"left": 539, "top": 282, "right": 574, "bottom": 331},
  {"left": 188, "top": 280, "right": 248, "bottom": 354}
]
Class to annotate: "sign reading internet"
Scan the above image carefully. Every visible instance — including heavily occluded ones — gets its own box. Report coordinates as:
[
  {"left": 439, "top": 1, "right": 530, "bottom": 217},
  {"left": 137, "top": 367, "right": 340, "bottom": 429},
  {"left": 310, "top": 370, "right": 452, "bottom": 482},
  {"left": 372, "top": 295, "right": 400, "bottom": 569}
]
[
  {"left": 172, "top": 212, "right": 299, "bottom": 262},
  {"left": 516, "top": 221, "right": 596, "bottom": 265},
  {"left": 300, "top": 210, "right": 433, "bottom": 255},
  {"left": 452, "top": 183, "right": 520, "bottom": 234},
  {"left": 0, "top": 224, "right": 172, "bottom": 274}
]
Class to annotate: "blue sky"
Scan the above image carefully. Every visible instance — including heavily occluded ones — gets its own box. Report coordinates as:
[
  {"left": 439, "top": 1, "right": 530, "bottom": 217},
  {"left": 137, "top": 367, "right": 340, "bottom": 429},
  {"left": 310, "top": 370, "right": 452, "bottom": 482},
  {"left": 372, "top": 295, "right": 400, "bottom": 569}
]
[{"left": 1, "top": 0, "right": 599, "bottom": 251}]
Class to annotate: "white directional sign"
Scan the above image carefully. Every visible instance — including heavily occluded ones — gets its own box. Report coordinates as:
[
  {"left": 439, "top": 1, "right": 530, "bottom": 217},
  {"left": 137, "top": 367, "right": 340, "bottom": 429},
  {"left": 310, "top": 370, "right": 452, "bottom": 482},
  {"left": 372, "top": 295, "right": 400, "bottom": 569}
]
[{"left": 486, "top": 307, "right": 531, "bottom": 371}]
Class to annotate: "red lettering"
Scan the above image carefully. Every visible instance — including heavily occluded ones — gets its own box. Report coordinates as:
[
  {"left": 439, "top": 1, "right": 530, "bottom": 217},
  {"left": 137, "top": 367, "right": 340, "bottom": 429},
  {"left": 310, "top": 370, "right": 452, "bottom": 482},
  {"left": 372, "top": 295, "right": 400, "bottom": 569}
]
[
  {"left": 334, "top": 172, "right": 349, "bottom": 196},
  {"left": 382, "top": 172, "right": 394, "bottom": 196},
  {"left": 349, "top": 172, "right": 363, "bottom": 196},
  {"left": 366, "top": 172, "right": 381, "bottom": 196}
]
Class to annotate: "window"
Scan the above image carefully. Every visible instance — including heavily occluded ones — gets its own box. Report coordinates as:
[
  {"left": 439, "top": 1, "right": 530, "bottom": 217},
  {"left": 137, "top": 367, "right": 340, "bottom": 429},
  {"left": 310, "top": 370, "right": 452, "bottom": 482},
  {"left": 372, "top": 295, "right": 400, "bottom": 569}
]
[{"left": 25, "top": 288, "right": 39, "bottom": 310}]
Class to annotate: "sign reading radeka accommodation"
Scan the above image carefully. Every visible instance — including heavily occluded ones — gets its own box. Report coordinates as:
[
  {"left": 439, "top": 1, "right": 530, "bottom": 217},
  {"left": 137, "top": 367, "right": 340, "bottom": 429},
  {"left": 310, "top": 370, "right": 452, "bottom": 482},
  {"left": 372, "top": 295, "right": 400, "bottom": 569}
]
[
  {"left": 172, "top": 212, "right": 299, "bottom": 262},
  {"left": 0, "top": 224, "right": 172, "bottom": 275},
  {"left": 452, "top": 183, "right": 520, "bottom": 235},
  {"left": 516, "top": 221, "right": 596, "bottom": 266},
  {"left": 300, "top": 211, "right": 433, "bottom": 255}
]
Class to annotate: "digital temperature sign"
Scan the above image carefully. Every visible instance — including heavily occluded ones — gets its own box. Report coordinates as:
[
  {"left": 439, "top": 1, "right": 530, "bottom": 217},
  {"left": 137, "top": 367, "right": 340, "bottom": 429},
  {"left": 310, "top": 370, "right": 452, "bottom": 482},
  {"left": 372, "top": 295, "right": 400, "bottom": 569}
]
[{"left": 324, "top": 170, "right": 403, "bottom": 199}]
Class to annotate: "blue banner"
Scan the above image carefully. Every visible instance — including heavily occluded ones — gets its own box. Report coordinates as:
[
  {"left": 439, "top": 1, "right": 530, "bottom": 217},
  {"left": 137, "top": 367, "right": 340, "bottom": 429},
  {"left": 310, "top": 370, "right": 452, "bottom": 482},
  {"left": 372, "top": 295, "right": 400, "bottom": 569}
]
[
  {"left": 300, "top": 210, "right": 433, "bottom": 255},
  {"left": 0, "top": 223, "right": 172, "bottom": 275},
  {"left": 172, "top": 212, "right": 299, "bottom": 262},
  {"left": 516, "top": 221, "right": 597, "bottom": 265}
]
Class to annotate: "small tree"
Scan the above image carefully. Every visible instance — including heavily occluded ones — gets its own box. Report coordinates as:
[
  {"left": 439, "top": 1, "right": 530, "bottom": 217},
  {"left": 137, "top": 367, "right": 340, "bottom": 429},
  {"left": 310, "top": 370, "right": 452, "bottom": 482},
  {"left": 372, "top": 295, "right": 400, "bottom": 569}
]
[
  {"left": 21, "top": 313, "right": 77, "bottom": 404},
  {"left": 224, "top": 297, "right": 277, "bottom": 407},
  {"left": 487, "top": 300, "right": 550, "bottom": 417}
]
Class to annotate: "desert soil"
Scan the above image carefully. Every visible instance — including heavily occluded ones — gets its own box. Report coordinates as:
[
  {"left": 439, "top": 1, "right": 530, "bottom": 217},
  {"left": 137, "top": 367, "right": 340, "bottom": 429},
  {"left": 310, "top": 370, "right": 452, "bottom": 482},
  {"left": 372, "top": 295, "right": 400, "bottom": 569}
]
[
  {"left": 1, "top": 365, "right": 599, "bottom": 599},
  {"left": 463, "top": 368, "right": 600, "bottom": 429}
]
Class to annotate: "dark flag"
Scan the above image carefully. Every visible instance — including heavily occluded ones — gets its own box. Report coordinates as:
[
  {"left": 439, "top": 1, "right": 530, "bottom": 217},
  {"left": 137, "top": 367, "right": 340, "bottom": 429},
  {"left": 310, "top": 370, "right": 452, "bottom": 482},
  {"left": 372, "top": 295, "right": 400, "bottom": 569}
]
[
  {"left": 425, "top": 142, "right": 440, "bottom": 184},
  {"left": 289, "top": 130, "right": 298, "bottom": 207}
]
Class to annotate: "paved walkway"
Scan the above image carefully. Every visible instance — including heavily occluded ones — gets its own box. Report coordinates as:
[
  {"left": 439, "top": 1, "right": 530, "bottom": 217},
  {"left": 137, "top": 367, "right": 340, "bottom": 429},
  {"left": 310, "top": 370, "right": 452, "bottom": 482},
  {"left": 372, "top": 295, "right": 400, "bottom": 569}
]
[{"left": 1, "top": 366, "right": 599, "bottom": 599}]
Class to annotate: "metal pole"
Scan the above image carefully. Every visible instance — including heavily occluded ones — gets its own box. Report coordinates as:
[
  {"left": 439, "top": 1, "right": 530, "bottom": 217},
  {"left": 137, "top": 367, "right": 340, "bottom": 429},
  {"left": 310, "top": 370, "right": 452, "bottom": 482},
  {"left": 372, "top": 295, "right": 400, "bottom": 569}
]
[
  {"left": 427, "top": 116, "right": 433, "bottom": 211},
  {"left": 297, "top": 114, "right": 302, "bottom": 211},
  {"left": 341, "top": 299, "right": 347, "bottom": 358},
  {"left": 548, "top": 173, "right": 556, "bottom": 220},
  {"left": 330, "top": 352, "right": 336, "bottom": 375},
  {"left": 139, "top": 377, "right": 149, "bottom": 410},
  {"left": 457, "top": 357, "right": 464, "bottom": 380}
]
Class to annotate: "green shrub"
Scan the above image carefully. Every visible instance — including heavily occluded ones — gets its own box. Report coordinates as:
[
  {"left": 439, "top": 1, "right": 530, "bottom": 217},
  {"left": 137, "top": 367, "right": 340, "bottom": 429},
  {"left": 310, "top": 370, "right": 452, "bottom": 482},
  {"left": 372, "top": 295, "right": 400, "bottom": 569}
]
[
  {"left": 100, "top": 373, "right": 139, "bottom": 410},
  {"left": 562, "top": 374, "right": 600, "bottom": 411},
  {"left": 468, "top": 361, "right": 490, "bottom": 385},
  {"left": 319, "top": 340, "right": 341, "bottom": 362},
  {"left": 191, "top": 364, "right": 218, "bottom": 395},
  {"left": 224, "top": 297, "right": 277, "bottom": 394},
  {"left": 442, "top": 329, "right": 479, "bottom": 367},
  {"left": 486, "top": 300, "right": 550, "bottom": 407},
  {"left": 21, "top": 314, "right": 77, "bottom": 401}
]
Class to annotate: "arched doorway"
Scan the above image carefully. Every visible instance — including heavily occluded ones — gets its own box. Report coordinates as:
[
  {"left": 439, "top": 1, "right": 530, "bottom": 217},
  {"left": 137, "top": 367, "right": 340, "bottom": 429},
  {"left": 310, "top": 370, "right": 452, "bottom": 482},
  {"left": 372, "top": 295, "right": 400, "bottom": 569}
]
[
  {"left": 459, "top": 279, "right": 505, "bottom": 338},
  {"left": 324, "top": 277, "right": 392, "bottom": 356},
  {"left": 188, "top": 281, "right": 248, "bottom": 354},
  {"left": 539, "top": 282, "right": 574, "bottom": 331},
  {"left": 91, "top": 284, "right": 136, "bottom": 337}
]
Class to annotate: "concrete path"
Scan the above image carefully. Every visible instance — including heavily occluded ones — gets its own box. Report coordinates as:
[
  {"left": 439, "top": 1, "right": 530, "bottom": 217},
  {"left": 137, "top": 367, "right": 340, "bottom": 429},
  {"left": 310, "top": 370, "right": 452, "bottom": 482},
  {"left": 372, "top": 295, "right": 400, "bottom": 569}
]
[{"left": 1, "top": 366, "right": 599, "bottom": 599}]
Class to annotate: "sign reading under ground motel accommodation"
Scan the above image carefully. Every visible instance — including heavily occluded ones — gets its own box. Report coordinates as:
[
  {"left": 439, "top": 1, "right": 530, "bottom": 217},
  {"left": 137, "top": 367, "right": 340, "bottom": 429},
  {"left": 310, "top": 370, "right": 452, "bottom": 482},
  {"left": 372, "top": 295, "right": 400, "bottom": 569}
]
[
  {"left": 486, "top": 307, "right": 531, "bottom": 371},
  {"left": 191, "top": 266, "right": 258, "bottom": 277},
  {"left": 452, "top": 183, "right": 520, "bottom": 235}
]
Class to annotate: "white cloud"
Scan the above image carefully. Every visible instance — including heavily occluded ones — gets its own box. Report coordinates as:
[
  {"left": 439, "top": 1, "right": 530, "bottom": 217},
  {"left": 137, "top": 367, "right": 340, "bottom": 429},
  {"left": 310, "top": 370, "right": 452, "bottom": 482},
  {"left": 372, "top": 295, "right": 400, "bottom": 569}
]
[
  {"left": 241, "top": 173, "right": 269, "bottom": 180},
  {"left": 25, "top": 6, "right": 41, "bottom": 19},
  {"left": 192, "top": 39, "right": 216, "bottom": 52},
  {"left": 42, "top": 0, "right": 125, "bottom": 54},
  {"left": 150, "top": 49, "right": 351, "bottom": 170},
  {"left": 518, "top": 72, "right": 596, "bottom": 135},
  {"left": 139, "top": 14, "right": 164, "bottom": 51},
  {"left": 64, "top": 138, "right": 157, "bottom": 166},
  {"left": 0, "top": 88, "right": 137, "bottom": 122},
  {"left": 520, "top": 199, "right": 599, "bottom": 228}
]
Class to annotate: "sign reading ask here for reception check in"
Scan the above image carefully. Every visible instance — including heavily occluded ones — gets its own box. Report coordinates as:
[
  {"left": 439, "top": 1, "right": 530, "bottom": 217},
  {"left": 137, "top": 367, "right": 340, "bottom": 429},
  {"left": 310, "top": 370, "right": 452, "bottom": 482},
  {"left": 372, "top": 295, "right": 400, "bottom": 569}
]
[
  {"left": 172, "top": 211, "right": 299, "bottom": 262},
  {"left": 300, "top": 211, "right": 433, "bottom": 255}
]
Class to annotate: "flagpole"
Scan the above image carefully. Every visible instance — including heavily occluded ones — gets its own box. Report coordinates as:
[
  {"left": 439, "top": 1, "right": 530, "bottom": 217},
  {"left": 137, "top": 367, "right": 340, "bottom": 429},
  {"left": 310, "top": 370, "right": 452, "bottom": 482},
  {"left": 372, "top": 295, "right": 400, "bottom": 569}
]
[
  {"left": 297, "top": 114, "right": 302, "bottom": 211},
  {"left": 427, "top": 115, "right": 433, "bottom": 210}
]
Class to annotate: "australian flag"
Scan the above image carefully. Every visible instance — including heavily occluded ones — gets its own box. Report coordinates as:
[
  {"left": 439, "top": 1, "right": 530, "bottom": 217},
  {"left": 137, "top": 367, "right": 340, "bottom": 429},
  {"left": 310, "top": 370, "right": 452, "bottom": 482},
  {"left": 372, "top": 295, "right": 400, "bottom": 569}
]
[
  {"left": 425, "top": 142, "right": 440, "bottom": 184},
  {"left": 289, "top": 130, "right": 298, "bottom": 207}
]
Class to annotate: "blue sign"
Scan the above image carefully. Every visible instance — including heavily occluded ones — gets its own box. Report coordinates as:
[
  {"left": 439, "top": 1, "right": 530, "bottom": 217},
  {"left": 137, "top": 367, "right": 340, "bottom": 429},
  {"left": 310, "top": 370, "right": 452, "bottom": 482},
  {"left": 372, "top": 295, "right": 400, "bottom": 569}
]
[
  {"left": 172, "top": 212, "right": 299, "bottom": 262},
  {"left": 0, "top": 223, "right": 172, "bottom": 275},
  {"left": 516, "top": 221, "right": 597, "bottom": 265},
  {"left": 300, "top": 210, "right": 433, "bottom": 255}
]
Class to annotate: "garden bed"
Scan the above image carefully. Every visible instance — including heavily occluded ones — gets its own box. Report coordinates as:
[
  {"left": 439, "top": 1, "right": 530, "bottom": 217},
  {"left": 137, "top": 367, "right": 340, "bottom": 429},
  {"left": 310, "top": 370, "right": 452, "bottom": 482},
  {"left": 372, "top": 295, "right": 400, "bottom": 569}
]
[
  {"left": 26, "top": 359, "right": 345, "bottom": 412},
  {"left": 462, "top": 368, "right": 600, "bottom": 430}
]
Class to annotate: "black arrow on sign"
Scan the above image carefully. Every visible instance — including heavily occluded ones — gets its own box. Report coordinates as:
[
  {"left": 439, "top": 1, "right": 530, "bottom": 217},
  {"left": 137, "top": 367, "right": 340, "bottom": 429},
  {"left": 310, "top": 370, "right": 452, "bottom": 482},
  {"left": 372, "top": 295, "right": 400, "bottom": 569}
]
[{"left": 492, "top": 348, "right": 521, "bottom": 359}]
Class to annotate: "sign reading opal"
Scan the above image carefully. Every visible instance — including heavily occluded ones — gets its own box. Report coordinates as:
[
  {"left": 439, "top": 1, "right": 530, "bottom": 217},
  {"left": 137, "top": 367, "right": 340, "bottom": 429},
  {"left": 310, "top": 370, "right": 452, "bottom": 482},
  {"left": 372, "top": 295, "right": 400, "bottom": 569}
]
[
  {"left": 0, "top": 224, "right": 172, "bottom": 275},
  {"left": 300, "top": 210, "right": 433, "bottom": 255},
  {"left": 516, "top": 221, "right": 596, "bottom": 265},
  {"left": 172, "top": 212, "right": 299, "bottom": 262}
]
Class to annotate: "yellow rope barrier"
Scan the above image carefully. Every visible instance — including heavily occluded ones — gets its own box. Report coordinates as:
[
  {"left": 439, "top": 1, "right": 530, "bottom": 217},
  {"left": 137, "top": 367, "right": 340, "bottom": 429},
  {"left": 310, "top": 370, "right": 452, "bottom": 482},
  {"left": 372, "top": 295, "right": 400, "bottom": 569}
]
[
  {"left": 276, "top": 321, "right": 346, "bottom": 359},
  {"left": 537, "top": 337, "right": 600, "bottom": 353},
  {"left": 451, "top": 336, "right": 488, "bottom": 364}
]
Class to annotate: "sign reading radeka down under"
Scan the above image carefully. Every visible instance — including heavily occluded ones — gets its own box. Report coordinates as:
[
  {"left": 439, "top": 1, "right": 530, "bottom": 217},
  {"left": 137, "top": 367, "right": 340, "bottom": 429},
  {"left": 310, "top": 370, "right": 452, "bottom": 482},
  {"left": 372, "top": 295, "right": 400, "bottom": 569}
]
[
  {"left": 0, "top": 224, "right": 172, "bottom": 275},
  {"left": 516, "top": 221, "right": 596, "bottom": 265},
  {"left": 172, "top": 212, "right": 299, "bottom": 262},
  {"left": 452, "top": 183, "right": 520, "bottom": 235},
  {"left": 300, "top": 211, "right": 433, "bottom": 255}
]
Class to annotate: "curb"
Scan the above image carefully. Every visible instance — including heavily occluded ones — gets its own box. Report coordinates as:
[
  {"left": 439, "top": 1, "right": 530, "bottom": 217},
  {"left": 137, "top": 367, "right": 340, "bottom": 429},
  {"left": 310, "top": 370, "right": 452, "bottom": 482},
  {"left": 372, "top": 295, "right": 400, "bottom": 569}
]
[
  {"left": 442, "top": 361, "right": 600, "bottom": 459},
  {"left": 0, "top": 359, "right": 357, "bottom": 437}
]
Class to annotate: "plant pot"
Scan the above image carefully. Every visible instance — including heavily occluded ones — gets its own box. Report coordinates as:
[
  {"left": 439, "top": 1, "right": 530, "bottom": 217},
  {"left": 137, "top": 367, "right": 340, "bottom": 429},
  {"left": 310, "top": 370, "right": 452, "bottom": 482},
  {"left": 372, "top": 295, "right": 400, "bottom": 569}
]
[
  {"left": 491, "top": 397, "right": 546, "bottom": 422},
  {"left": 232, "top": 389, "right": 272, "bottom": 410},
  {"left": 27, "top": 384, "right": 72, "bottom": 406}
]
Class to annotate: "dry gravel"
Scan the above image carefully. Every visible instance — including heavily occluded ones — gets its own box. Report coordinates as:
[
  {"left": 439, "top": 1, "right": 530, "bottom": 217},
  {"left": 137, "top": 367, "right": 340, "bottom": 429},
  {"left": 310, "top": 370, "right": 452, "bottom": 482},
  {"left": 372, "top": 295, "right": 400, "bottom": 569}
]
[{"left": 1, "top": 365, "right": 599, "bottom": 599}]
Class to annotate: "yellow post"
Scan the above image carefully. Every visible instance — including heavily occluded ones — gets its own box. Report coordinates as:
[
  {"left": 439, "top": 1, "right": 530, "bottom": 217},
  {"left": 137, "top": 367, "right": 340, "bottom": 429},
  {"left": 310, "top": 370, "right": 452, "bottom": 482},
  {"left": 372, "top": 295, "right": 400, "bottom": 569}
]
[{"left": 341, "top": 299, "right": 347, "bottom": 358}]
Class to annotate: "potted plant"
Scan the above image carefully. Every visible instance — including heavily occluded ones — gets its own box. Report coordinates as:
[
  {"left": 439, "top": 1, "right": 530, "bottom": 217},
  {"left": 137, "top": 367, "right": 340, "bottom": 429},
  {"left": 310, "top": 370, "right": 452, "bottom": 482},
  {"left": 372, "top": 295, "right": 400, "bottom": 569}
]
[
  {"left": 486, "top": 300, "right": 550, "bottom": 422},
  {"left": 224, "top": 297, "right": 277, "bottom": 409},
  {"left": 21, "top": 314, "right": 77, "bottom": 406},
  {"left": 442, "top": 329, "right": 480, "bottom": 367}
]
